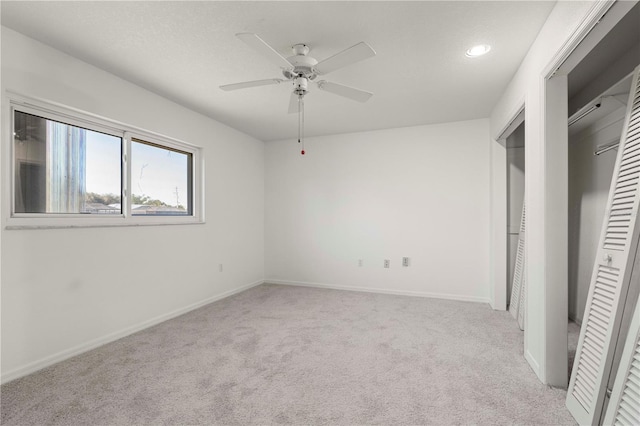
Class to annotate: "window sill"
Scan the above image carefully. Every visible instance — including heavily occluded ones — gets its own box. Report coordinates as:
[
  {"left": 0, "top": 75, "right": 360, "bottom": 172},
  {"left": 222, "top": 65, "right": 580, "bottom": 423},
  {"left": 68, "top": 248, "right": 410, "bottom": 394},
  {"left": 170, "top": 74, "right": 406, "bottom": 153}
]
[{"left": 5, "top": 217, "right": 205, "bottom": 230}]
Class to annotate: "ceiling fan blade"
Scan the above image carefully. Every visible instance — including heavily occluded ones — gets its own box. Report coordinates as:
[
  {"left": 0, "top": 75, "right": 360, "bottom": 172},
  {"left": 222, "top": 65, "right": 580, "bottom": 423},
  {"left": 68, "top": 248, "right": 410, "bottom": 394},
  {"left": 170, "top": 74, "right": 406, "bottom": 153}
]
[
  {"left": 288, "top": 92, "right": 301, "bottom": 114},
  {"left": 236, "top": 33, "right": 293, "bottom": 69},
  {"left": 316, "top": 81, "right": 373, "bottom": 103},
  {"left": 314, "top": 42, "right": 376, "bottom": 75},
  {"left": 220, "top": 78, "right": 285, "bottom": 91}
]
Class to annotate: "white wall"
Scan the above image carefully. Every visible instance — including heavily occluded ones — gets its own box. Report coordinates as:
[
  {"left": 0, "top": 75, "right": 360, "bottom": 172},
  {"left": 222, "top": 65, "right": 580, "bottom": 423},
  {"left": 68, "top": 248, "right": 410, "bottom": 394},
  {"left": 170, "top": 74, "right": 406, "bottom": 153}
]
[
  {"left": 0, "top": 27, "right": 265, "bottom": 382},
  {"left": 489, "top": 1, "right": 605, "bottom": 386},
  {"left": 265, "top": 119, "right": 491, "bottom": 302},
  {"left": 568, "top": 107, "right": 623, "bottom": 324}
]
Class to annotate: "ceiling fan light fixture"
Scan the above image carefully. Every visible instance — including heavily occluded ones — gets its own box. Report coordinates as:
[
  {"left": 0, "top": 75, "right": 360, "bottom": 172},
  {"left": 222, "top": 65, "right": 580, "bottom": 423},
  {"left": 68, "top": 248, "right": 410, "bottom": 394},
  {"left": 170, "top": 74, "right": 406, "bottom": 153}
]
[{"left": 465, "top": 44, "right": 491, "bottom": 58}]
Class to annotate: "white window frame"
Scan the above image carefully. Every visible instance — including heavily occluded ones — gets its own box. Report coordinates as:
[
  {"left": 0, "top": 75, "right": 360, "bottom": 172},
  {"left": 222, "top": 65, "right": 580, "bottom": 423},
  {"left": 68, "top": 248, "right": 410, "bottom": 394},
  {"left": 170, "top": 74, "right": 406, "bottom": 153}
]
[{"left": 4, "top": 92, "right": 204, "bottom": 229}]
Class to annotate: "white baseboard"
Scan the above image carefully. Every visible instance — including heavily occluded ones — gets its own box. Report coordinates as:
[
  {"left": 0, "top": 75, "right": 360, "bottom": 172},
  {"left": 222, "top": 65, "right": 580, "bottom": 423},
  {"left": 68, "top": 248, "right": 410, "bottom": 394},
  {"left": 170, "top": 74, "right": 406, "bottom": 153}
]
[
  {"left": 266, "top": 279, "right": 490, "bottom": 304},
  {"left": 525, "top": 349, "right": 542, "bottom": 382},
  {"left": 1, "top": 280, "right": 264, "bottom": 384}
]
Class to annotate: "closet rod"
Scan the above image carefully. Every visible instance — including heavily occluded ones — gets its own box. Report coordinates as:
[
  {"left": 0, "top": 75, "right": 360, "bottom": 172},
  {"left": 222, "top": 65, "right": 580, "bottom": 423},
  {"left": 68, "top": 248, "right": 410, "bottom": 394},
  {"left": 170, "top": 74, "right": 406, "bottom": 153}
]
[
  {"left": 594, "top": 141, "right": 619, "bottom": 156},
  {"left": 569, "top": 101, "right": 601, "bottom": 126}
]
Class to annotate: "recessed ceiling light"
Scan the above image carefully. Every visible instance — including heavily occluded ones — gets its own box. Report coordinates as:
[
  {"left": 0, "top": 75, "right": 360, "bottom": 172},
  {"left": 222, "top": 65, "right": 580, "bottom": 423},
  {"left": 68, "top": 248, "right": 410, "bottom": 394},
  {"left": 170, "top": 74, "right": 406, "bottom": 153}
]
[{"left": 465, "top": 44, "right": 491, "bottom": 58}]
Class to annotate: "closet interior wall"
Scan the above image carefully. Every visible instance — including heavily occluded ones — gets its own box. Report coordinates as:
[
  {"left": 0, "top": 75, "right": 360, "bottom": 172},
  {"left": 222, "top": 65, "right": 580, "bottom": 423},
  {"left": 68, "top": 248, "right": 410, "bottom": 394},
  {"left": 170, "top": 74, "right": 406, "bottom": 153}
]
[{"left": 568, "top": 108, "right": 622, "bottom": 324}]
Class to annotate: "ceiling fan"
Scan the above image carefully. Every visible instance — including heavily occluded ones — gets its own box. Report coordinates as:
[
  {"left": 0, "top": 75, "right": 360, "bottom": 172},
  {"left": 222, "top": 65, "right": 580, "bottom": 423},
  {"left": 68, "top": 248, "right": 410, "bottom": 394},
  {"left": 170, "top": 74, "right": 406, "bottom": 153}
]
[
  {"left": 221, "top": 33, "right": 376, "bottom": 109},
  {"left": 220, "top": 33, "right": 376, "bottom": 154}
]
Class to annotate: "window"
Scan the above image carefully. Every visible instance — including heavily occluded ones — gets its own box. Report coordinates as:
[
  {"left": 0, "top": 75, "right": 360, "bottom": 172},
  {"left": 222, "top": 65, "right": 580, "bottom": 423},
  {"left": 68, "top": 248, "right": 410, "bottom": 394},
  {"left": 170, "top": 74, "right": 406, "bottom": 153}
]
[
  {"left": 8, "top": 95, "right": 203, "bottom": 228},
  {"left": 130, "top": 139, "right": 192, "bottom": 216},
  {"left": 14, "top": 111, "right": 122, "bottom": 215}
]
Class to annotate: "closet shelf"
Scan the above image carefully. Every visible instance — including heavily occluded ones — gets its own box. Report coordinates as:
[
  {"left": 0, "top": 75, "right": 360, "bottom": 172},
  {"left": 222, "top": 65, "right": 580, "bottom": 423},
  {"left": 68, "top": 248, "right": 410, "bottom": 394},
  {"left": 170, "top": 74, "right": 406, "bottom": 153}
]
[{"left": 568, "top": 72, "right": 633, "bottom": 136}]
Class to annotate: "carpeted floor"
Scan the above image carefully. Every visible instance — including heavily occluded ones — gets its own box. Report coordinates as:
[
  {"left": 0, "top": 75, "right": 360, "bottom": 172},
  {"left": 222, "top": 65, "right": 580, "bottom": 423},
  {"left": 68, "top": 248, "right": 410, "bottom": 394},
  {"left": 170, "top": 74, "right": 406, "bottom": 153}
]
[{"left": 1, "top": 284, "right": 577, "bottom": 425}]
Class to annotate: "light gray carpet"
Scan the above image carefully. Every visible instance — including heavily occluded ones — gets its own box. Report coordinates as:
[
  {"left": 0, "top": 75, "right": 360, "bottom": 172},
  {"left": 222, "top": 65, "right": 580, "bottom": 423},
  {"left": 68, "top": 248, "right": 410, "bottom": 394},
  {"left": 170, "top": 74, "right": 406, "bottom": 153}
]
[{"left": 1, "top": 284, "right": 577, "bottom": 425}]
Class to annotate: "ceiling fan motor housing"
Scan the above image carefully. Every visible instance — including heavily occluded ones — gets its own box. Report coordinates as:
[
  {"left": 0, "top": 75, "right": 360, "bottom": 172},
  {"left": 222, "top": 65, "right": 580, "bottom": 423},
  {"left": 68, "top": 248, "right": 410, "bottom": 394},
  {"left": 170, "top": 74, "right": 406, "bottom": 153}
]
[{"left": 283, "top": 44, "right": 319, "bottom": 80}]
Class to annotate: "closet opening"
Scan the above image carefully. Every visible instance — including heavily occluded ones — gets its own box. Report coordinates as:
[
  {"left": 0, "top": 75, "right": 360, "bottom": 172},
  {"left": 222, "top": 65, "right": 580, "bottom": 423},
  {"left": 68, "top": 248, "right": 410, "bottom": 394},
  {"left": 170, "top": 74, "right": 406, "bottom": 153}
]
[
  {"left": 564, "top": 1, "right": 639, "bottom": 423},
  {"left": 506, "top": 121, "right": 525, "bottom": 330},
  {"left": 493, "top": 107, "right": 526, "bottom": 321},
  {"left": 567, "top": 72, "right": 632, "bottom": 374}
]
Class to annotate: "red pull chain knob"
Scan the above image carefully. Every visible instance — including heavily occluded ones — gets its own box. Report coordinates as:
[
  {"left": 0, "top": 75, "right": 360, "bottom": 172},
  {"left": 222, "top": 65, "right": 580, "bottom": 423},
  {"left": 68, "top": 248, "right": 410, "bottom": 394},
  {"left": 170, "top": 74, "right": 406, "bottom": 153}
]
[{"left": 301, "top": 150, "right": 305, "bottom": 155}]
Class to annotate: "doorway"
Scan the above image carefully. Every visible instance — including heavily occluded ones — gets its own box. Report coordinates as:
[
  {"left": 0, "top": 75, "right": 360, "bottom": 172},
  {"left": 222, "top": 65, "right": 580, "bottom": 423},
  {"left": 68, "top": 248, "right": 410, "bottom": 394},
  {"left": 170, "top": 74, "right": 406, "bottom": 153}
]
[{"left": 563, "top": 2, "right": 640, "bottom": 423}]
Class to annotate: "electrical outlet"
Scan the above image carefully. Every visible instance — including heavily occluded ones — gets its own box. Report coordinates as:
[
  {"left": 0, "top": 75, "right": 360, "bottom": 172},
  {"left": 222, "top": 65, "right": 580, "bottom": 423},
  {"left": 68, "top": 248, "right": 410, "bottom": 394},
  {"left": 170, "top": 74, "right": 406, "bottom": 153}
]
[
  {"left": 358, "top": 259, "right": 363, "bottom": 267},
  {"left": 384, "top": 259, "right": 390, "bottom": 268},
  {"left": 402, "top": 257, "right": 410, "bottom": 267},
  {"left": 218, "top": 264, "right": 223, "bottom": 272}
]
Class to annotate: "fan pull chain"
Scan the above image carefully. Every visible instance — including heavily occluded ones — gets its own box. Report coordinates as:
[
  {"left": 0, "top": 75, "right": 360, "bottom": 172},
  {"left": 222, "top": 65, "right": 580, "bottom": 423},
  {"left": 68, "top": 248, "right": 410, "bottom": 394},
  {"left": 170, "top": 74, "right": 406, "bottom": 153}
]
[
  {"left": 298, "top": 95, "right": 302, "bottom": 144},
  {"left": 297, "top": 94, "right": 305, "bottom": 155},
  {"left": 301, "top": 96, "right": 305, "bottom": 155}
]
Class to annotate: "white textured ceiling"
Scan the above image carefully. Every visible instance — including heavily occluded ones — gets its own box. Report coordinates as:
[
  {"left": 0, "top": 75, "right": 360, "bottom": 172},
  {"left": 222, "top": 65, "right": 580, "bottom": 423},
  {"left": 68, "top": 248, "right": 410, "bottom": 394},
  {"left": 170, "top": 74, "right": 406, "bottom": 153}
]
[{"left": 1, "top": 1, "right": 556, "bottom": 142}]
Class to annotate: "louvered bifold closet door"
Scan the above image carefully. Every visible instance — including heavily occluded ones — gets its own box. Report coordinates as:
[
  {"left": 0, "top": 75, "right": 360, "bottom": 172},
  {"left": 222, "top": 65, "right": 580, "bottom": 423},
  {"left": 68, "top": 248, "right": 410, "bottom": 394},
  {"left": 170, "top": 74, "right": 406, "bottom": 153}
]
[
  {"left": 566, "top": 65, "right": 640, "bottom": 426},
  {"left": 509, "top": 200, "right": 526, "bottom": 330},
  {"left": 517, "top": 202, "right": 526, "bottom": 330},
  {"left": 602, "top": 292, "right": 640, "bottom": 426}
]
